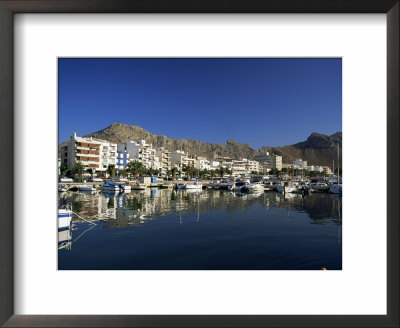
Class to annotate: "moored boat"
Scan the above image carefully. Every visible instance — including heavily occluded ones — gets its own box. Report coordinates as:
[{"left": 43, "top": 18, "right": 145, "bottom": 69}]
[
  {"left": 277, "top": 181, "right": 298, "bottom": 193},
  {"left": 101, "top": 181, "right": 121, "bottom": 192},
  {"left": 79, "top": 185, "right": 96, "bottom": 192},
  {"left": 329, "top": 183, "right": 342, "bottom": 194},
  {"left": 185, "top": 180, "right": 203, "bottom": 190},
  {"left": 132, "top": 183, "right": 147, "bottom": 190},
  {"left": 58, "top": 205, "right": 72, "bottom": 231},
  {"left": 243, "top": 182, "right": 264, "bottom": 193}
]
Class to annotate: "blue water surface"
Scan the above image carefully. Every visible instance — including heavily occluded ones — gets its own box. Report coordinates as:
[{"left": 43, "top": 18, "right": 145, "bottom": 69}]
[{"left": 58, "top": 189, "right": 342, "bottom": 270}]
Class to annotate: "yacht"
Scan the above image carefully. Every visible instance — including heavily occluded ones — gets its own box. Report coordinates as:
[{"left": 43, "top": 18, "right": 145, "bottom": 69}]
[
  {"left": 243, "top": 182, "right": 264, "bottom": 193},
  {"left": 228, "top": 181, "right": 248, "bottom": 192},
  {"left": 277, "top": 181, "right": 298, "bottom": 193}
]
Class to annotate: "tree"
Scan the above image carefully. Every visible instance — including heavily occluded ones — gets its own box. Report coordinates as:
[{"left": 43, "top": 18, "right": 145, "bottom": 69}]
[
  {"left": 106, "top": 164, "right": 116, "bottom": 178},
  {"left": 127, "top": 160, "right": 144, "bottom": 178},
  {"left": 60, "top": 166, "right": 70, "bottom": 176},
  {"left": 86, "top": 168, "right": 93, "bottom": 176},
  {"left": 171, "top": 167, "right": 178, "bottom": 181},
  {"left": 219, "top": 166, "right": 225, "bottom": 177},
  {"left": 72, "top": 161, "right": 84, "bottom": 177},
  {"left": 118, "top": 169, "right": 128, "bottom": 178}
]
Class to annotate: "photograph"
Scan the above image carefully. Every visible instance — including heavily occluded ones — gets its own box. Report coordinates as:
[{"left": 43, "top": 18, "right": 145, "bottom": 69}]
[{"left": 58, "top": 58, "right": 342, "bottom": 270}]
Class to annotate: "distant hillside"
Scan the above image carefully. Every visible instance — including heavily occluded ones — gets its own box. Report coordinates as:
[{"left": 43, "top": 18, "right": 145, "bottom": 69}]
[
  {"left": 262, "top": 132, "right": 342, "bottom": 166},
  {"left": 61, "top": 123, "right": 341, "bottom": 167}
]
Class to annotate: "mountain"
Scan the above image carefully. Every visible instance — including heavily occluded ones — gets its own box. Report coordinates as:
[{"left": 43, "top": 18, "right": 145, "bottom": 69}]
[
  {"left": 63, "top": 123, "right": 341, "bottom": 167},
  {"left": 261, "top": 132, "right": 342, "bottom": 166}
]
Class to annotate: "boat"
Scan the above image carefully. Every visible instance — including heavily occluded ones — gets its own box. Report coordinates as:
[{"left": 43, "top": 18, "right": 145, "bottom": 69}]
[
  {"left": 185, "top": 180, "right": 203, "bottom": 190},
  {"left": 243, "top": 182, "right": 264, "bottom": 193},
  {"left": 58, "top": 185, "right": 67, "bottom": 192},
  {"left": 101, "top": 181, "right": 121, "bottom": 192},
  {"left": 228, "top": 181, "right": 248, "bottom": 192},
  {"left": 175, "top": 183, "right": 186, "bottom": 190},
  {"left": 79, "top": 185, "right": 96, "bottom": 192},
  {"left": 58, "top": 205, "right": 72, "bottom": 231},
  {"left": 119, "top": 182, "right": 132, "bottom": 192},
  {"left": 277, "top": 181, "right": 298, "bottom": 193},
  {"left": 329, "top": 183, "right": 342, "bottom": 194},
  {"left": 310, "top": 182, "right": 330, "bottom": 192},
  {"left": 132, "top": 183, "right": 147, "bottom": 190}
]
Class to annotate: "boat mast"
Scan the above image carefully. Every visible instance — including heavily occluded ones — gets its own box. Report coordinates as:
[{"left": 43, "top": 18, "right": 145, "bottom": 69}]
[{"left": 337, "top": 143, "right": 340, "bottom": 183}]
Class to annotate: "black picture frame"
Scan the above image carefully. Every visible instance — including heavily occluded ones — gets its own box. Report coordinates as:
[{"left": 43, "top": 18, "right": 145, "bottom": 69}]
[{"left": 0, "top": 1, "right": 398, "bottom": 327}]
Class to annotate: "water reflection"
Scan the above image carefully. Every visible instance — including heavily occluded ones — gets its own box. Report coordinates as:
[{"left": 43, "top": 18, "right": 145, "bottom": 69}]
[
  {"left": 59, "top": 189, "right": 342, "bottom": 227},
  {"left": 59, "top": 189, "right": 342, "bottom": 269}
]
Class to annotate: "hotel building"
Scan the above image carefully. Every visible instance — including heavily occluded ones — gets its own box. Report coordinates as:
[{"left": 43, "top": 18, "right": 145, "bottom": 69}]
[{"left": 60, "top": 132, "right": 117, "bottom": 172}]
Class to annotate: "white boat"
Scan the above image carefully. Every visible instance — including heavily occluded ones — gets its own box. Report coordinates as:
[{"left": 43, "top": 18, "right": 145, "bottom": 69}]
[
  {"left": 58, "top": 205, "right": 72, "bottom": 231},
  {"left": 277, "top": 181, "right": 298, "bottom": 193},
  {"left": 185, "top": 180, "right": 203, "bottom": 190},
  {"left": 243, "top": 182, "right": 264, "bottom": 193},
  {"left": 329, "top": 183, "right": 342, "bottom": 194},
  {"left": 79, "top": 185, "right": 96, "bottom": 192},
  {"left": 121, "top": 183, "right": 131, "bottom": 192}
]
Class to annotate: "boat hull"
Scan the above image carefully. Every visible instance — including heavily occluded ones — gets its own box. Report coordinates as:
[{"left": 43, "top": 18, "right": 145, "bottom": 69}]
[{"left": 58, "top": 209, "right": 72, "bottom": 231}]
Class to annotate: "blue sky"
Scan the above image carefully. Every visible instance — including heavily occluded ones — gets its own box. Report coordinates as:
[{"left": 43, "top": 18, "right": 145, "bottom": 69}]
[{"left": 58, "top": 58, "right": 341, "bottom": 148}]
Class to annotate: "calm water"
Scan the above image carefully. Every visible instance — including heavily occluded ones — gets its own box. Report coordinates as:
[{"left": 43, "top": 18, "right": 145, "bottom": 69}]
[{"left": 58, "top": 189, "right": 342, "bottom": 270}]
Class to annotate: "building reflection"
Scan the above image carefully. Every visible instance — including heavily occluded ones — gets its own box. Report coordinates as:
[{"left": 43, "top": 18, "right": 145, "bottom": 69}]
[{"left": 58, "top": 189, "right": 342, "bottom": 230}]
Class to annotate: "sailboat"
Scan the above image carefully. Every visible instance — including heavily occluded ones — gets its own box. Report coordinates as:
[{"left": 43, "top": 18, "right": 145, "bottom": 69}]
[{"left": 330, "top": 144, "right": 342, "bottom": 194}]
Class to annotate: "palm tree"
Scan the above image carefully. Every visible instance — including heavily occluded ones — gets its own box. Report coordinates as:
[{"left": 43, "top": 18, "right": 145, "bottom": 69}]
[
  {"left": 219, "top": 166, "right": 225, "bottom": 177},
  {"left": 127, "top": 160, "right": 144, "bottom": 178},
  {"left": 106, "top": 164, "right": 116, "bottom": 178},
  {"left": 86, "top": 168, "right": 93, "bottom": 177},
  {"left": 171, "top": 167, "right": 178, "bottom": 181},
  {"left": 119, "top": 169, "right": 128, "bottom": 178}
]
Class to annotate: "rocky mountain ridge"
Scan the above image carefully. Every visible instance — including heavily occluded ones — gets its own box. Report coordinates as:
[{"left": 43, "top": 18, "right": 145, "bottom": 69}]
[{"left": 62, "top": 123, "right": 342, "bottom": 167}]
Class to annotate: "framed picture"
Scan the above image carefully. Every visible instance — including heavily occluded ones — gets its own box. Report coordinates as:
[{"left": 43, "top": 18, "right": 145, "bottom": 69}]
[{"left": 0, "top": 1, "right": 398, "bottom": 327}]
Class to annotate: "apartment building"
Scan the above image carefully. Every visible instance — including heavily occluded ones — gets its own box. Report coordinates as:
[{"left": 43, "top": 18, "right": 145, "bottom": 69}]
[
  {"left": 195, "top": 157, "right": 210, "bottom": 170},
  {"left": 118, "top": 140, "right": 161, "bottom": 170},
  {"left": 116, "top": 150, "right": 130, "bottom": 170},
  {"left": 253, "top": 152, "right": 283, "bottom": 171},
  {"left": 156, "top": 147, "right": 171, "bottom": 174},
  {"left": 231, "top": 158, "right": 260, "bottom": 174},
  {"left": 170, "top": 150, "right": 196, "bottom": 174},
  {"left": 293, "top": 158, "right": 307, "bottom": 168},
  {"left": 61, "top": 132, "right": 117, "bottom": 172}
]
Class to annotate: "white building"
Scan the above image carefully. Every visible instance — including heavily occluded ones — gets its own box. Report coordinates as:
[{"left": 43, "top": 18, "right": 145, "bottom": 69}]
[
  {"left": 156, "top": 147, "right": 171, "bottom": 174},
  {"left": 118, "top": 140, "right": 161, "bottom": 170},
  {"left": 293, "top": 159, "right": 307, "bottom": 168},
  {"left": 170, "top": 150, "right": 196, "bottom": 175},
  {"left": 195, "top": 157, "right": 210, "bottom": 170},
  {"left": 116, "top": 150, "right": 129, "bottom": 170},
  {"left": 60, "top": 132, "right": 117, "bottom": 173},
  {"left": 231, "top": 158, "right": 260, "bottom": 174},
  {"left": 253, "top": 153, "right": 283, "bottom": 171}
]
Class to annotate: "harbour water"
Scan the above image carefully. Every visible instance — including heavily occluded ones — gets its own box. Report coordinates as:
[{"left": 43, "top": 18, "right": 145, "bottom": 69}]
[{"left": 58, "top": 189, "right": 342, "bottom": 270}]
